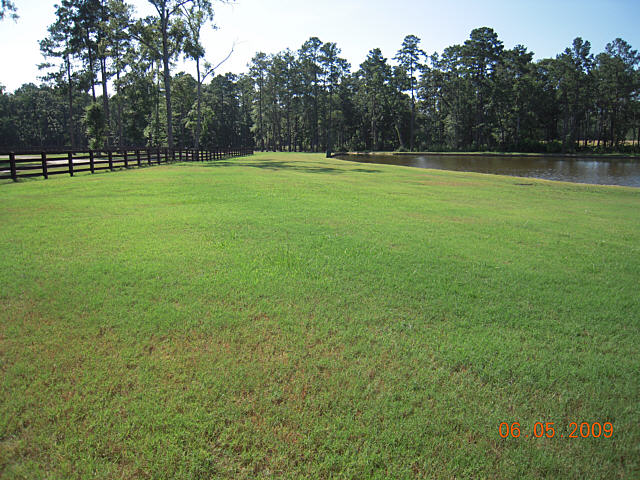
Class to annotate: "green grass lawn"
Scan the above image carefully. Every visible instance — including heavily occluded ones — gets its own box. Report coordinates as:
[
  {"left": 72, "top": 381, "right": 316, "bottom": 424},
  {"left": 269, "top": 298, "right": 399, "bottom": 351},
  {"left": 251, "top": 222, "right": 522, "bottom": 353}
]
[{"left": 1, "top": 152, "right": 639, "bottom": 479}]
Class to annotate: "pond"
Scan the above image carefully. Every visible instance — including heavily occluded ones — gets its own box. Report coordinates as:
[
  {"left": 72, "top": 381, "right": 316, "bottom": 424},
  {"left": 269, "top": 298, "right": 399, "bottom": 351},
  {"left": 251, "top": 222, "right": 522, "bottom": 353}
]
[{"left": 334, "top": 153, "right": 640, "bottom": 187}]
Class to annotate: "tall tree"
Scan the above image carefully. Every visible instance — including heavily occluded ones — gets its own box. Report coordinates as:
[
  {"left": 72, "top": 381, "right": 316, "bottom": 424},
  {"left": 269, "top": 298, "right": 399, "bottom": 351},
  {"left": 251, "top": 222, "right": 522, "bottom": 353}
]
[
  {"left": 279, "top": 49, "right": 297, "bottom": 151},
  {"left": 462, "top": 27, "right": 504, "bottom": 148},
  {"left": 73, "top": 0, "right": 99, "bottom": 101},
  {"left": 106, "top": 0, "right": 135, "bottom": 147},
  {"left": 299, "top": 37, "right": 323, "bottom": 151},
  {"left": 236, "top": 73, "right": 255, "bottom": 148},
  {"left": 395, "top": 35, "right": 425, "bottom": 151},
  {"left": 357, "top": 48, "right": 393, "bottom": 150},
  {"left": 320, "top": 42, "right": 349, "bottom": 156},
  {"left": 427, "top": 45, "right": 474, "bottom": 149},
  {"left": 551, "top": 38, "right": 594, "bottom": 150},
  {"left": 143, "top": 0, "right": 234, "bottom": 150},
  {"left": 182, "top": 2, "right": 211, "bottom": 151},
  {"left": 144, "top": 0, "right": 189, "bottom": 150},
  {"left": 249, "top": 52, "right": 268, "bottom": 151},
  {"left": 183, "top": 2, "right": 234, "bottom": 150},
  {"left": 595, "top": 38, "right": 640, "bottom": 147},
  {"left": 492, "top": 45, "right": 537, "bottom": 148},
  {"left": 172, "top": 72, "right": 196, "bottom": 148},
  {"left": 40, "top": 1, "right": 78, "bottom": 148}
]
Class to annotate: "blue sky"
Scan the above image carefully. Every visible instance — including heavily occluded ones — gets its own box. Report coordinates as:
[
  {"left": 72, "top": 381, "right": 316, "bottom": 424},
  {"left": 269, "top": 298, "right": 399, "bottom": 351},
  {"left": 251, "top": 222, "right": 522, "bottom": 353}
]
[{"left": 1, "top": 0, "right": 639, "bottom": 92}]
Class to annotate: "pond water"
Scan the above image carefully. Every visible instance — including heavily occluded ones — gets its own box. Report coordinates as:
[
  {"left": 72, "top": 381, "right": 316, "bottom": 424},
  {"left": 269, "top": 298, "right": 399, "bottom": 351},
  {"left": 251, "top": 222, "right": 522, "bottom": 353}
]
[{"left": 334, "top": 153, "right": 640, "bottom": 187}]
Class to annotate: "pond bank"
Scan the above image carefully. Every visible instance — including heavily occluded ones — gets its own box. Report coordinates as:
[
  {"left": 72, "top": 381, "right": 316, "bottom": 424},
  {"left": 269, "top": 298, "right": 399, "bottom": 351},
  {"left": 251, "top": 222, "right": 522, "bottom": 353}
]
[
  {"left": 334, "top": 152, "right": 640, "bottom": 187},
  {"left": 334, "top": 151, "right": 640, "bottom": 161}
]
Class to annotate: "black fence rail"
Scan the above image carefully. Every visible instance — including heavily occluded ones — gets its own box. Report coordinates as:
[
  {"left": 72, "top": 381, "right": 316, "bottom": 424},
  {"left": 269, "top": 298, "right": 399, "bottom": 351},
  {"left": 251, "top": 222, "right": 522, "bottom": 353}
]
[{"left": 0, "top": 147, "right": 253, "bottom": 182}]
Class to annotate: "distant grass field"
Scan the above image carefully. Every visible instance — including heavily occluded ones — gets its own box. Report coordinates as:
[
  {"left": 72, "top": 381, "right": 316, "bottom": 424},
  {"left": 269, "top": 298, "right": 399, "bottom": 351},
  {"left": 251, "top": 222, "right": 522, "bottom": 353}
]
[{"left": 1, "top": 153, "right": 638, "bottom": 479}]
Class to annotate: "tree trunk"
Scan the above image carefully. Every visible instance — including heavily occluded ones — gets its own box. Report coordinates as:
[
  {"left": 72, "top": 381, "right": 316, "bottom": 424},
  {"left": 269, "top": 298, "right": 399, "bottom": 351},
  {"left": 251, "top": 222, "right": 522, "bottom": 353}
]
[
  {"left": 258, "top": 76, "right": 264, "bottom": 151},
  {"left": 195, "top": 58, "right": 201, "bottom": 150},
  {"left": 155, "top": 62, "right": 161, "bottom": 147},
  {"left": 161, "top": 14, "right": 174, "bottom": 150},
  {"left": 66, "top": 51, "right": 75, "bottom": 150},
  {"left": 86, "top": 30, "right": 96, "bottom": 101},
  {"left": 286, "top": 99, "right": 291, "bottom": 152},
  {"left": 313, "top": 82, "right": 319, "bottom": 152},
  {"left": 326, "top": 86, "right": 333, "bottom": 157},
  {"left": 100, "top": 57, "right": 110, "bottom": 146},
  {"left": 117, "top": 69, "right": 123, "bottom": 148},
  {"left": 410, "top": 67, "right": 415, "bottom": 151}
]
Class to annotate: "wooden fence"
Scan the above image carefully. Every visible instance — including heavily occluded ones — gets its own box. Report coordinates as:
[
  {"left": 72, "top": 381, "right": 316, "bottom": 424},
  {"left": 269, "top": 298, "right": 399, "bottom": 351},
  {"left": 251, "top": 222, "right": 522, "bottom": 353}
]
[{"left": 0, "top": 147, "right": 253, "bottom": 182}]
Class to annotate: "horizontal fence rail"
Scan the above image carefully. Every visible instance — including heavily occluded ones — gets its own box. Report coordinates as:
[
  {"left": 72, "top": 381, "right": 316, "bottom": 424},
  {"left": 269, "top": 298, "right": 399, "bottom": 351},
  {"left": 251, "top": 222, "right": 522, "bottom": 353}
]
[{"left": 0, "top": 147, "right": 253, "bottom": 183}]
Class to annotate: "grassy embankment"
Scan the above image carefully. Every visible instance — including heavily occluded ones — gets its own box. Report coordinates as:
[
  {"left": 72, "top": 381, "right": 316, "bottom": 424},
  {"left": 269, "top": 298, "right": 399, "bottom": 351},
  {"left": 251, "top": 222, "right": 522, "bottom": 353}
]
[{"left": 1, "top": 152, "right": 639, "bottom": 479}]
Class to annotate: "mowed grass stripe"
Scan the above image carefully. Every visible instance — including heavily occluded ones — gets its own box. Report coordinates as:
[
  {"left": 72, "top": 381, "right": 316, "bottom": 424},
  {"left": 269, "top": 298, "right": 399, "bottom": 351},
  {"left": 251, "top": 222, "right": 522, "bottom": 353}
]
[{"left": 1, "top": 153, "right": 638, "bottom": 479}]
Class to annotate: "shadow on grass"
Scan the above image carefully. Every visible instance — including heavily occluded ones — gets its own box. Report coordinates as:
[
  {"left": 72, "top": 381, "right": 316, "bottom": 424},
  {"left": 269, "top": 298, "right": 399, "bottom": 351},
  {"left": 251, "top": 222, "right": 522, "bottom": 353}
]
[{"left": 200, "top": 160, "right": 382, "bottom": 175}]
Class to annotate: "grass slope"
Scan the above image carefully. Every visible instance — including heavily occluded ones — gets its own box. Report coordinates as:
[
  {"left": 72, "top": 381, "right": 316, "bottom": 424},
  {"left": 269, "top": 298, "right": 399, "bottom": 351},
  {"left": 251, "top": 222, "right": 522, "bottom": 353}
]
[{"left": 1, "top": 153, "right": 639, "bottom": 479}]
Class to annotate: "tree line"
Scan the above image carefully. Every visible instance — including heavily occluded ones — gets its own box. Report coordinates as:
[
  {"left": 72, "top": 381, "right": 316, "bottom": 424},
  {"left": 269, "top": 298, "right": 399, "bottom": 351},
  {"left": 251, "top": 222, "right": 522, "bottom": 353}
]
[
  {"left": 246, "top": 30, "right": 640, "bottom": 154},
  {"left": 0, "top": 0, "right": 639, "bottom": 154}
]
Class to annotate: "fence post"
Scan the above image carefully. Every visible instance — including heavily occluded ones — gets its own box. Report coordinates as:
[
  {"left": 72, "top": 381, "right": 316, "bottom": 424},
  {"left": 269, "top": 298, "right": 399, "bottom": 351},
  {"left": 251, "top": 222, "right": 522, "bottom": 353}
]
[
  {"left": 68, "top": 151, "right": 74, "bottom": 177},
  {"left": 124, "top": 150, "right": 129, "bottom": 168},
  {"left": 157, "top": 148, "right": 161, "bottom": 165},
  {"left": 41, "top": 152, "right": 48, "bottom": 179},
  {"left": 9, "top": 152, "right": 17, "bottom": 181},
  {"left": 147, "top": 149, "right": 151, "bottom": 166},
  {"left": 137, "top": 150, "right": 141, "bottom": 167},
  {"left": 89, "top": 150, "right": 95, "bottom": 173},
  {"left": 108, "top": 150, "right": 113, "bottom": 171}
]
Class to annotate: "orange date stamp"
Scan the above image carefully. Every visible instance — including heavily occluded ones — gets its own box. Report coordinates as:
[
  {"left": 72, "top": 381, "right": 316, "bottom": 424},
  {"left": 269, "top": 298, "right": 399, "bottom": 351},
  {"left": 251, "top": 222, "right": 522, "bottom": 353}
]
[{"left": 499, "top": 422, "right": 613, "bottom": 439}]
